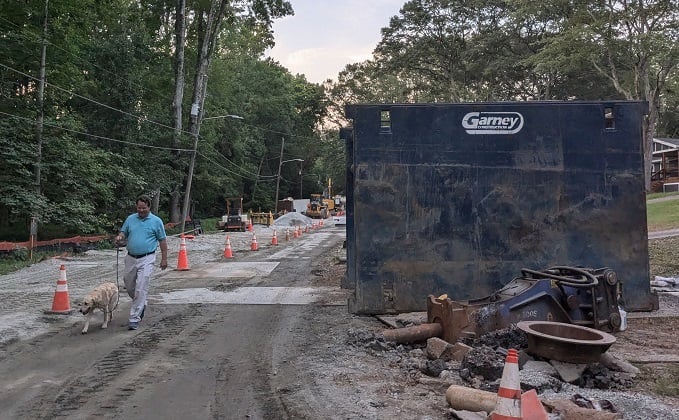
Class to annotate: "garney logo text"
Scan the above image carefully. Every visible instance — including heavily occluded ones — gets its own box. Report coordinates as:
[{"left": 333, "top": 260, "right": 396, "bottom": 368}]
[{"left": 462, "top": 112, "right": 524, "bottom": 135}]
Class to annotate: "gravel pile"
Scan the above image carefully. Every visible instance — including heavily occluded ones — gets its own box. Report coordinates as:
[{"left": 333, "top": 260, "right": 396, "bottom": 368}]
[{"left": 272, "top": 212, "right": 315, "bottom": 227}]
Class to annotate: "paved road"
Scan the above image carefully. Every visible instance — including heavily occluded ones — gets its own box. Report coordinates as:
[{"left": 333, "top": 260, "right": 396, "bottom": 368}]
[{"left": 648, "top": 228, "right": 679, "bottom": 240}]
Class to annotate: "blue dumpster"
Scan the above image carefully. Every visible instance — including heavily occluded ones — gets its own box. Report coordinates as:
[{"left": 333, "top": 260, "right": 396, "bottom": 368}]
[{"left": 344, "top": 101, "right": 657, "bottom": 314}]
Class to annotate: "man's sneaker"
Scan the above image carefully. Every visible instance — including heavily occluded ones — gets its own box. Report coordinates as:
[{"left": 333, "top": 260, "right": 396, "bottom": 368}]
[
  {"left": 128, "top": 322, "right": 139, "bottom": 330},
  {"left": 140, "top": 305, "right": 146, "bottom": 320}
]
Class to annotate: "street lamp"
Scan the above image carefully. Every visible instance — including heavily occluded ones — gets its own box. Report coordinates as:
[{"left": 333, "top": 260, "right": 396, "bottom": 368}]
[
  {"left": 203, "top": 114, "right": 244, "bottom": 121},
  {"left": 180, "top": 109, "right": 243, "bottom": 233},
  {"left": 275, "top": 157, "right": 304, "bottom": 214}
]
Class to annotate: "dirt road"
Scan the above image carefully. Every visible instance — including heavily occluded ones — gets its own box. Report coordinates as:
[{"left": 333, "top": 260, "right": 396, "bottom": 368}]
[
  {"left": 0, "top": 225, "right": 364, "bottom": 419},
  {"left": 1, "top": 222, "right": 678, "bottom": 419}
]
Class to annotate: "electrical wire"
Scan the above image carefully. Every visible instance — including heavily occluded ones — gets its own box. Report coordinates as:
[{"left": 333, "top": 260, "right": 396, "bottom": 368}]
[
  {"left": 0, "top": 13, "right": 338, "bottom": 145},
  {"left": 0, "top": 111, "right": 194, "bottom": 152},
  {"left": 0, "top": 15, "right": 177, "bottom": 107}
]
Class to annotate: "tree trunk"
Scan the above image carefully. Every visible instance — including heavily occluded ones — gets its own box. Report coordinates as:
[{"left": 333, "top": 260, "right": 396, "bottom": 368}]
[
  {"left": 151, "top": 190, "right": 161, "bottom": 214},
  {"left": 170, "top": 0, "right": 187, "bottom": 224}
]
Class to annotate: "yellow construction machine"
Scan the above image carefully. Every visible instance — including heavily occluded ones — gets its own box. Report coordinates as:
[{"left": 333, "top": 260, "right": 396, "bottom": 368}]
[
  {"left": 306, "top": 178, "right": 335, "bottom": 218},
  {"left": 216, "top": 197, "right": 249, "bottom": 231}
]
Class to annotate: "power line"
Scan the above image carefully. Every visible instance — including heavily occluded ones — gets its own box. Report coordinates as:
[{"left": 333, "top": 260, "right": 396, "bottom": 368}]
[
  {"left": 0, "top": 12, "right": 331, "bottom": 145},
  {"left": 0, "top": 111, "right": 193, "bottom": 152},
  {"left": 1, "top": 62, "right": 321, "bottom": 152},
  {"left": 197, "top": 151, "right": 277, "bottom": 181},
  {"left": 0, "top": 63, "right": 187, "bottom": 137},
  {"left": 237, "top": 120, "right": 321, "bottom": 141},
  {"left": 0, "top": 15, "right": 177, "bottom": 107},
  {"left": 0, "top": 64, "right": 319, "bottom": 179},
  {"left": 0, "top": 110, "right": 284, "bottom": 182}
]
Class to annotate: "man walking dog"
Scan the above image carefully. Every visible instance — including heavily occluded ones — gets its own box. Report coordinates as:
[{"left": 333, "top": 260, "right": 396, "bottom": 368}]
[{"left": 115, "top": 195, "right": 168, "bottom": 330}]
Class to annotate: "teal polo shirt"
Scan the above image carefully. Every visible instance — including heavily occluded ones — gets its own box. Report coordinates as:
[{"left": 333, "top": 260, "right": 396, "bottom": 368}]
[{"left": 121, "top": 212, "right": 167, "bottom": 256}]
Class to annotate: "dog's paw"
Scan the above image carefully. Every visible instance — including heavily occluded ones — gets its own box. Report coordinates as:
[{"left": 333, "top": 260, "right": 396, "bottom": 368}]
[
  {"left": 101, "top": 324, "right": 108, "bottom": 329},
  {"left": 81, "top": 330, "right": 88, "bottom": 334}
]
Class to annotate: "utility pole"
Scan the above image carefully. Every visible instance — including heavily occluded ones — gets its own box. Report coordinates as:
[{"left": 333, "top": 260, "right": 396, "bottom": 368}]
[
  {"left": 299, "top": 161, "right": 303, "bottom": 199},
  {"left": 275, "top": 137, "right": 285, "bottom": 214},
  {"left": 31, "top": 0, "right": 49, "bottom": 259},
  {"left": 180, "top": 110, "right": 243, "bottom": 234},
  {"left": 180, "top": 102, "right": 201, "bottom": 234},
  {"left": 274, "top": 138, "right": 304, "bottom": 214}
]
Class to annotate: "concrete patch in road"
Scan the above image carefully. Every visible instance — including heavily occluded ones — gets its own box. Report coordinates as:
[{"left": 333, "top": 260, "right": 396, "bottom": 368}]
[
  {"left": 160, "top": 262, "right": 279, "bottom": 279},
  {"left": 152, "top": 286, "right": 347, "bottom": 306}
]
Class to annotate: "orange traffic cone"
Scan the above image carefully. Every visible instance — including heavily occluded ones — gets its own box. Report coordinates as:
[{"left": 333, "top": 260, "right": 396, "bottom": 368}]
[
  {"left": 44, "top": 265, "right": 74, "bottom": 314},
  {"left": 293, "top": 226, "right": 299, "bottom": 238},
  {"left": 223, "top": 234, "right": 234, "bottom": 259},
  {"left": 247, "top": 219, "right": 253, "bottom": 232},
  {"left": 521, "top": 389, "right": 548, "bottom": 420},
  {"left": 176, "top": 234, "right": 190, "bottom": 271},
  {"left": 319, "top": 219, "right": 324, "bottom": 227},
  {"left": 491, "top": 348, "right": 522, "bottom": 420},
  {"left": 271, "top": 229, "right": 278, "bottom": 245},
  {"left": 251, "top": 233, "right": 259, "bottom": 251},
  {"left": 285, "top": 228, "right": 290, "bottom": 241}
]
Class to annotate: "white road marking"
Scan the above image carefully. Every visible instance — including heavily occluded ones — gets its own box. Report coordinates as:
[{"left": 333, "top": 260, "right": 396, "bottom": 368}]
[{"left": 266, "top": 232, "right": 336, "bottom": 260}]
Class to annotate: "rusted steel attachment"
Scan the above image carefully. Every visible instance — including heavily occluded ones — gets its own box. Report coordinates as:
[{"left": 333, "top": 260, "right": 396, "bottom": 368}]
[
  {"left": 382, "top": 265, "right": 623, "bottom": 345},
  {"left": 517, "top": 321, "right": 616, "bottom": 363}
]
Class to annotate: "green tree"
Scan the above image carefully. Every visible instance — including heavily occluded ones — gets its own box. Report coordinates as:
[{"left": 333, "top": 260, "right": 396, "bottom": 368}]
[
  {"left": 0, "top": 0, "right": 331, "bottom": 240},
  {"left": 509, "top": 0, "right": 679, "bottom": 189}
]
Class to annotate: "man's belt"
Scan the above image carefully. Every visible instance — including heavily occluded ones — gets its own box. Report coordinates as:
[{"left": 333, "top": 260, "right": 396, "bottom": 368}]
[{"left": 128, "top": 251, "right": 155, "bottom": 259}]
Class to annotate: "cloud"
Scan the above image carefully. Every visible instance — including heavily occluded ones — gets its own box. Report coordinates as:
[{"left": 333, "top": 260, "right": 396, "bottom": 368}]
[
  {"left": 266, "top": 0, "right": 403, "bottom": 83},
  {"left": 271, "top": 46, "right": 374, "bottom": 83}
]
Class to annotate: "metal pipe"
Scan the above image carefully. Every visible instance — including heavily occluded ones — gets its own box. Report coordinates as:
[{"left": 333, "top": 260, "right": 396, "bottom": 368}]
[{"left": 381, "top": 322, "right": 442, "bottom": 344}]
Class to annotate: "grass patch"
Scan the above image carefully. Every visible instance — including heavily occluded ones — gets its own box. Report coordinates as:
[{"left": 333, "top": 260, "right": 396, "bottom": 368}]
[
  {"left": 0, "top": 251, "right": 64, "bottom": 275},
  {"left": 646, "top": 199, "right": 679, "bottom": 231},
  {"left": 652, "top": 365, "right": 679, "bottom": 397},
  {"left": 164, "top": 217, "right": 222, "bottom": 237},
  {"left": 200, "top": 217, "right": 222, "bottom": 233}
]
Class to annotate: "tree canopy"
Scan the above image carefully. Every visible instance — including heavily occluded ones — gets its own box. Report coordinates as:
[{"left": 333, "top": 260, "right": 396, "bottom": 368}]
[{"left": 0, "top": 0, "right": 329, "bottom": 240}]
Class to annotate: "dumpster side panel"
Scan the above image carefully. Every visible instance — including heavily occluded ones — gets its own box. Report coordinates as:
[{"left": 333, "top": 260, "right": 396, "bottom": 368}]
[
  {"left": 340, "top": 127, "right": 355, "bottom": 289},
  {"left": 345, "top": 102, "right": 655, "bottom": 314}
]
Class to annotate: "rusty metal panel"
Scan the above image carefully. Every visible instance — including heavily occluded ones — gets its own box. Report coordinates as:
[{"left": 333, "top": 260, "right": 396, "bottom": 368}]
[{"left": 343, "top": 101, "right": 657, "bottom": 314}]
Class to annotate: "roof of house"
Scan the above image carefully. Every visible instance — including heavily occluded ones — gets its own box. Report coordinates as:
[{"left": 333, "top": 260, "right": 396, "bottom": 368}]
[{"left": 654, "top": 138, "right": 679, "bottom": 148}]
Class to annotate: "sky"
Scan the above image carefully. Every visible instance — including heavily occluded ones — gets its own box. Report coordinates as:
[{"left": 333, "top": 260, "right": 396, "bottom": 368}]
[{"left": 266, "top": 0, "right": 405, "bottom": 84}]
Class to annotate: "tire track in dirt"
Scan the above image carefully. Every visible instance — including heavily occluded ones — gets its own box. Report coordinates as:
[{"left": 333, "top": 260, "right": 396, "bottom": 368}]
[
  {"left": 209, "top": 306, "right": 294, "bottom": 420},
  {"left": 16, "top": 304, "right": 221, "bottom": 419}
]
